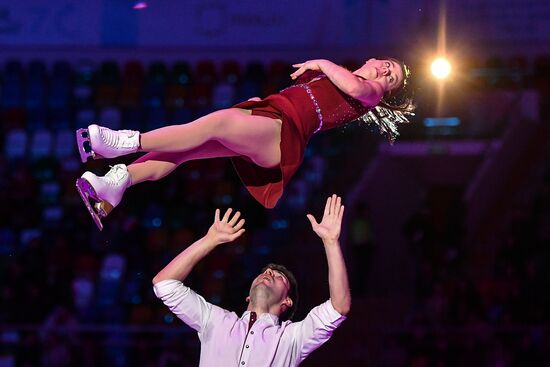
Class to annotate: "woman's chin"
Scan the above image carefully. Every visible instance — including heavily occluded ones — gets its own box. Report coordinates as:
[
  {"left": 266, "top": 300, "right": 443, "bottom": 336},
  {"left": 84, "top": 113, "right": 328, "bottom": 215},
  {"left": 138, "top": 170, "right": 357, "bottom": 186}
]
[{"left": 364, "top": 74, "right": 376, "bottom": 81}]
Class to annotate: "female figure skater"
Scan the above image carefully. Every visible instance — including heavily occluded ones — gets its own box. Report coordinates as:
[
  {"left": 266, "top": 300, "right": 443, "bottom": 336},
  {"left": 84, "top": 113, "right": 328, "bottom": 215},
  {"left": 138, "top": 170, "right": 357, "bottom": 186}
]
[{"left": 76, "top": 58, "right": 414, "bottom": 230}]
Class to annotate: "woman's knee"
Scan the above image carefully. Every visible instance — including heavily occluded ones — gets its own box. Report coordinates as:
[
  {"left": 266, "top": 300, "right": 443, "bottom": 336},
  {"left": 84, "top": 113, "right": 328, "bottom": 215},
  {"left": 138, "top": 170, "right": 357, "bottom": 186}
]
[
  {"left": 196, "top": 109, "right": 234, "bottom": 135},
  {"left": 205, "top": 109, "right": 249, "bottom": 138}
]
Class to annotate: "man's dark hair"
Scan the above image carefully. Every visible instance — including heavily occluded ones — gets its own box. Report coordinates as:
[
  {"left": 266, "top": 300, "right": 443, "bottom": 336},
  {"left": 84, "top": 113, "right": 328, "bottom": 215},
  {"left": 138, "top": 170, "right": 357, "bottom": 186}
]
[{"left": 262, "top": 263, "right": 298, "bottom": 321}]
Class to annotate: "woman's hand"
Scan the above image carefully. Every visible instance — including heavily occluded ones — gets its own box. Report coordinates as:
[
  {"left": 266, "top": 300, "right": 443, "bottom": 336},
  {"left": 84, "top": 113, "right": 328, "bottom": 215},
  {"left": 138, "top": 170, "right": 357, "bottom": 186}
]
[
  {"left": 206, "top": 208, "right": 246, "bottom": 246},
  {"left": 307, "top": 194, "right": 344, "bottom": 245},
  {"left": 290, "top": 59, "right": 326, "bottom": 80}
]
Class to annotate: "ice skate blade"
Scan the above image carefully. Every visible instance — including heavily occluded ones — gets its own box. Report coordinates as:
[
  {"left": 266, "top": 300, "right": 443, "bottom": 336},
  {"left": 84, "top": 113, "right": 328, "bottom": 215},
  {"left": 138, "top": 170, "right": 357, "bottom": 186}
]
[
  {"left": 94, "top": 200, "right": 114, "bottom": 218},
  {"left": 76, "top": 128, "right": 95, "bottom": 163},
  {"left": 75, "top": 177, "right": 109, "bottom": 231}
]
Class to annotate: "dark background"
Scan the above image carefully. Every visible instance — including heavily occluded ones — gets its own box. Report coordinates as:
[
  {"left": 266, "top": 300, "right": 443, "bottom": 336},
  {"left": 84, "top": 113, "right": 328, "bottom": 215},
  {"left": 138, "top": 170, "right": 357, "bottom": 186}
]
[{"left": 1, "top": 0, "right": 549, "bottom": 366}]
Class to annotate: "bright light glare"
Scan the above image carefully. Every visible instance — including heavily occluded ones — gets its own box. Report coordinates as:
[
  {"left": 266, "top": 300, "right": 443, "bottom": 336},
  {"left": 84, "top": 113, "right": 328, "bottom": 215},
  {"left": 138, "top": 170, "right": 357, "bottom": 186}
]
[
  {"left": 133, "top": 2, "right": 148, "bottom": 9},
  {"left": 431, "top": 58, "right": 451, "bottom": 79}
]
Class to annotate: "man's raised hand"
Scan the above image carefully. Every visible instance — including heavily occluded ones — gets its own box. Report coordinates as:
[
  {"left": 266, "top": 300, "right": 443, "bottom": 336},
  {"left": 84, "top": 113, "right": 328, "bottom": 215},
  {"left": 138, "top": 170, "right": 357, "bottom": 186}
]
[
  {"left": 306, "top": 194, "right": 344, "bottom": 245},
  {"left": 207, "top": 208, "right": 246, "bottom": 245}
]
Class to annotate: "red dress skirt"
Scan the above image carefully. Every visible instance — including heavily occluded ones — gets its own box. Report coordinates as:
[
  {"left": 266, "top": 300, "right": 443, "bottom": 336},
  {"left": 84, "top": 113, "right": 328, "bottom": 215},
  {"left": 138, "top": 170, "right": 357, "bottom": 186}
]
[{"left": 232, "top": 72, "right": 370, "bottom": 208}]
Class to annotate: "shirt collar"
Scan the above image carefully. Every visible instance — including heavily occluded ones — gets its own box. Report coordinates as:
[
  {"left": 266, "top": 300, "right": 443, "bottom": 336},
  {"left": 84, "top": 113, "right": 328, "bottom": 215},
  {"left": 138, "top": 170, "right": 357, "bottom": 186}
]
[{"left": 241, "top": 310, "right": 279, "bottom": 325}]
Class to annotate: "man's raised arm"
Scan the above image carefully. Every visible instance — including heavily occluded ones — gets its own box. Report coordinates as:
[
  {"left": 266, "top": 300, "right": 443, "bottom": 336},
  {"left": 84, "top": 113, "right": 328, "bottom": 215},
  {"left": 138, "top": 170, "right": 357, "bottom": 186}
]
[
  {"left": 307, "top": 194, "right": 351, "bottom": 315},
  {"left": 152, "top": 208, "right": 245, "bottom": 284}
]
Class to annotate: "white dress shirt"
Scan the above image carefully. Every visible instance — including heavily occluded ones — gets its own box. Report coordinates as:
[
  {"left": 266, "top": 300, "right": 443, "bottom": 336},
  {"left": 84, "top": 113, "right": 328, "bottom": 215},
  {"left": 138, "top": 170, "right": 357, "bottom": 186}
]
[{"left": 154, "top": 279, "right": 346, "bottom": 367}]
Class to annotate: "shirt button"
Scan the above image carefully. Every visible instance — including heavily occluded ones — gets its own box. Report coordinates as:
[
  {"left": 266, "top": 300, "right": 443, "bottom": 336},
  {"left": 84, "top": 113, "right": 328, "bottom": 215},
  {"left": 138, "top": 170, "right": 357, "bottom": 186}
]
[
  {"left": 250, "top": 331, "right": 254, "bottom": 335},
  {"left": 241, "top": 362, "right": 245, "bottom": 365},
  {"left": 246, "top": 345, "right": 249, "bottom": 348}
]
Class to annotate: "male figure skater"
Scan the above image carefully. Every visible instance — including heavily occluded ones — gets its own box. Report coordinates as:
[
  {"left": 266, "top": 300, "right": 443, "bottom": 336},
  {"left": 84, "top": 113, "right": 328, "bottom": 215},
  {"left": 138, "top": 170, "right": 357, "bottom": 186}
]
[{"left": 153, "top": 194, "right": 350, "bottom": 366}]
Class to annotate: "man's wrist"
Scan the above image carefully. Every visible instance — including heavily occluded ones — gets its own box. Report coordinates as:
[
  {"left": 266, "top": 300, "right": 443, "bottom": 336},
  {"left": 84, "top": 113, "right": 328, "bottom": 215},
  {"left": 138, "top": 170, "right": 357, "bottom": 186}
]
[
  {"left": 200, "top": 235, "right": 220, "bottom": 250},
  {"left": 322, "top": 238, "right": 340, "bottom": 247}
]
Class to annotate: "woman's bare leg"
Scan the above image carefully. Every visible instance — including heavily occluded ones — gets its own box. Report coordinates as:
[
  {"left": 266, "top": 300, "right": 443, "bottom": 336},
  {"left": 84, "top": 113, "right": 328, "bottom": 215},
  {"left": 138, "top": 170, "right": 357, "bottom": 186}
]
[
  {"left": 128, "top": 140, "right": 238, "bottom": 185},
  {"left": 139, "top": 108, "right": 282, "bottom": 168}
]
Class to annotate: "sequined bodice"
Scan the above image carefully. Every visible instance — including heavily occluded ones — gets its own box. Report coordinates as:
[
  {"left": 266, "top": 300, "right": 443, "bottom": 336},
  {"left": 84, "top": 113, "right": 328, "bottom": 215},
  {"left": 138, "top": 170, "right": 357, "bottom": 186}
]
[{"left": 279, "top": 71, "right": 370, "bottom": 137}]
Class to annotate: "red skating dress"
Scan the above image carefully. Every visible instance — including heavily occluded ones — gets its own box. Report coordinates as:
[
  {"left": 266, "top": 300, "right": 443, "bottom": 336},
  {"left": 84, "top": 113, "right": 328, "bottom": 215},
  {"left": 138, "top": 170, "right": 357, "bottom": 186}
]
[{"left": 232, "top": 71, "right": 371, "bottom": 208}]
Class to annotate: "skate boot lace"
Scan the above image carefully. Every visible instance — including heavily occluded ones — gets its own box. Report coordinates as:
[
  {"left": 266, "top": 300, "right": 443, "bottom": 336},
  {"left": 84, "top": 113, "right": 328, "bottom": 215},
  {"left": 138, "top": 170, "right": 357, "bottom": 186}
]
[
  {"left": 104, "top": 165, "right": 128, "bottom": 186},
  {"left": 100, "top": 127, "right": 138, "bottom": 149}
]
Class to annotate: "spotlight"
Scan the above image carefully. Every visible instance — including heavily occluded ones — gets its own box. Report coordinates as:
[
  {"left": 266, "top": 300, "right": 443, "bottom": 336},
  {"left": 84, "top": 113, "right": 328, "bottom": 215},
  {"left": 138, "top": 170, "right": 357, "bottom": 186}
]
[
  {"left": 431, "top": 58, "right": 451, "bottom": 79},
  {"left": 133, "top": 1, "right": 148, "bottom": 10}
]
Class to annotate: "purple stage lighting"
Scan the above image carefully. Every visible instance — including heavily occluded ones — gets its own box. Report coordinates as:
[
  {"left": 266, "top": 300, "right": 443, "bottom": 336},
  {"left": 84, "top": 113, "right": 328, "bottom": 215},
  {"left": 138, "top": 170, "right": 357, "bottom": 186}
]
[{"left": 133, "top": 1, "right": 148, "bottom": 10}]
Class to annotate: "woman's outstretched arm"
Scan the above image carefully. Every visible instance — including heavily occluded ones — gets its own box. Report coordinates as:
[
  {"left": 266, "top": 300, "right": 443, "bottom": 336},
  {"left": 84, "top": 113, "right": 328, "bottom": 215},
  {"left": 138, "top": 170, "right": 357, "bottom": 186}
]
[{"left": 290, "top": 59, "right": 383, "bottom": 106}]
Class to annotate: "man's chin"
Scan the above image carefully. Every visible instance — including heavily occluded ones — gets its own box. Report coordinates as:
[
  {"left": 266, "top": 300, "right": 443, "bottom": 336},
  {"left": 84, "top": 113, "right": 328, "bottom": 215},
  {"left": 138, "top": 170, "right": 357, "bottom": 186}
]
[
  {"left": 250, "top": 284, "right": 272, "bottom": 299},
  {"left": 252, "top": 283, "right": 269, "bottom": 292}
]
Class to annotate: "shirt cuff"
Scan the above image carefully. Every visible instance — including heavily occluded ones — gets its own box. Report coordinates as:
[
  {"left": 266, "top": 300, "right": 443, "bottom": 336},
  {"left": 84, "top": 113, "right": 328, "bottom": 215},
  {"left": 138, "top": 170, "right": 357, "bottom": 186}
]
[
  {"left": 324, "top": 299, "right": 347, "bottom": 322},
  {"left": 153, "top": 279, "right": 189, "bottom": 298}
]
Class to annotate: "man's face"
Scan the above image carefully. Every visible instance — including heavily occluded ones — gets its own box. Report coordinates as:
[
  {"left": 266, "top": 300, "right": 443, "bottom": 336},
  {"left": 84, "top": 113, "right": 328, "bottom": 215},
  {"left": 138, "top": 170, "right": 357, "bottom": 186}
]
[{"left": 249, "top": 267, "right": 291, "bottom": 302}]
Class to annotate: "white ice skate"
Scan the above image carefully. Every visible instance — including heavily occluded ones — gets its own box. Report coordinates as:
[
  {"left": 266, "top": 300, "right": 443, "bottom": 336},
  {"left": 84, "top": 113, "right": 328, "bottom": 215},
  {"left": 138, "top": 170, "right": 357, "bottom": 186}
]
[
  {"left": 76, "top": 124, "right": 140, "bottom": 163},
  {"left": 75, "top": 164, "right": 131, "bottom": 230}
]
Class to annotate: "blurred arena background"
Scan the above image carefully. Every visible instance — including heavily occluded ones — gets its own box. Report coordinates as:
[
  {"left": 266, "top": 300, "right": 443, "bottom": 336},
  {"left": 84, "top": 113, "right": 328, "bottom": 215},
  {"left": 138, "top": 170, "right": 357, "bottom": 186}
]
[{"left": 0, "top": 0, "right": 549, "bottom": 365}]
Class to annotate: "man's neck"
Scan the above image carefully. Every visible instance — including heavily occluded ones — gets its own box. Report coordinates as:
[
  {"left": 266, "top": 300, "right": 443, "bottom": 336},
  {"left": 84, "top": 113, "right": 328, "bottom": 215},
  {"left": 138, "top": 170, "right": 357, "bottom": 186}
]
[{"left": 247, "top": 301, "right": 278, "bottom": 317}]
